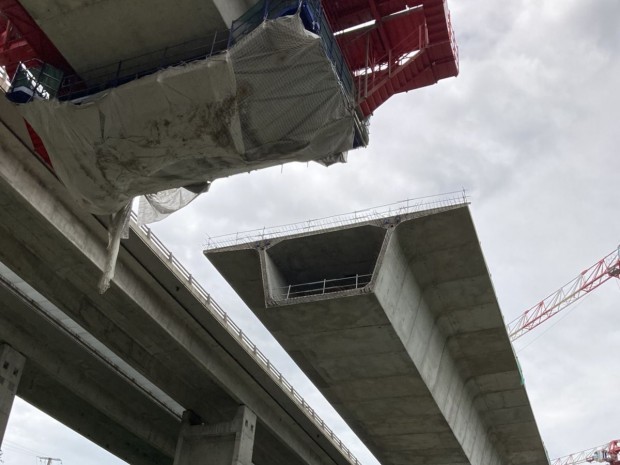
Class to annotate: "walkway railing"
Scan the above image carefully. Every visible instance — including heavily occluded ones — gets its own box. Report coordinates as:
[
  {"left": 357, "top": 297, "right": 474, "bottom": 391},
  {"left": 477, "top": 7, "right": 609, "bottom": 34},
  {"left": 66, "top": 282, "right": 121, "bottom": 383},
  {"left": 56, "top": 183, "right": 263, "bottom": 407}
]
[
  {"left": 58, "top": 29, "right": 230, "bottom": 101},
  {"left": 205, "top": 190, "right": 469, "bottom": 250},
  {"left": 273, "top": 273, "right": 373, "bottom": 300},
  {"left": 128, "top": 211, "right": 363, "bottom": 465}
]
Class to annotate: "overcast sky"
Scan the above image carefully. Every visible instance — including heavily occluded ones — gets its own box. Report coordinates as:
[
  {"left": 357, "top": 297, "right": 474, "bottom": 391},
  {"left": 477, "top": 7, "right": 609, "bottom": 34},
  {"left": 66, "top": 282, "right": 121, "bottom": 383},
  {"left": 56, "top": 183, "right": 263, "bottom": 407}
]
[{"left": 3, "top": 0, "right": 620, "bottom": 463}]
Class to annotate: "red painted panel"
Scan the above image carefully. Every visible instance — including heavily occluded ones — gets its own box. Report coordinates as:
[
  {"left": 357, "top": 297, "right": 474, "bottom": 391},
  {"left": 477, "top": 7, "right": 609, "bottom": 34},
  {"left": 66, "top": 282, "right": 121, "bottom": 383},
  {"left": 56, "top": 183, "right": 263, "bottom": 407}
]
[{"left": 323, "top": 0, "right": 459, "bottom": 116}]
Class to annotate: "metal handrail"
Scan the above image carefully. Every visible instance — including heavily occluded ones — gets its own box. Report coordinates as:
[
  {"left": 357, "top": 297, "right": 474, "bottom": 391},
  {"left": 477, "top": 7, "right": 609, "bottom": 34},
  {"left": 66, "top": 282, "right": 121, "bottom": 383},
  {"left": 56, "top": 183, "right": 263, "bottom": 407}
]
[
  {"left": 128, "top": 211, "right": 362, "bottom": 465},
  {"left": 205, "top": 190, "right": 469, "bottom": 250},
  {"left": 273, "top": 273, "right": 373, "bottom": 300},
  {"left": 57, "top": 29, "right": 230, "bottom": 101}
]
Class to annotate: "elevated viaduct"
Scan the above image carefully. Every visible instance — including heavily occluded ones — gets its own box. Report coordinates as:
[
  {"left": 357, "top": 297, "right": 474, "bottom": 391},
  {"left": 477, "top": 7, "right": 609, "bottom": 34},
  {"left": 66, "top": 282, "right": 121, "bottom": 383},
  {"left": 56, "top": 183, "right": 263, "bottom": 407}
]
[{"left": 0, "top": 95, "right": 361, "bottom": 465}]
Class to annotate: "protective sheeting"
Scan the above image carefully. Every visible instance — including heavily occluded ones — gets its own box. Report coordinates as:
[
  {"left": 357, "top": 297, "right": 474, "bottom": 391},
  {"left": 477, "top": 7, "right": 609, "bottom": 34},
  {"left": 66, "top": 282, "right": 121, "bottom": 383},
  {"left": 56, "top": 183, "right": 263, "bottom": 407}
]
[{"left": 19, "top": 14, "right": 356, "bottom": 219}]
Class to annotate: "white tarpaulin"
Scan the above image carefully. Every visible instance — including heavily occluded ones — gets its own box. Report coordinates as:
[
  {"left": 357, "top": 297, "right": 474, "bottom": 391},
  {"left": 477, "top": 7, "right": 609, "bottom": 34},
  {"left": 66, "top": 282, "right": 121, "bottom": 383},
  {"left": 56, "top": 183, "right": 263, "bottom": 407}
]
[{"left": 20, "top": 14, "right": 356, "bottom": 219}]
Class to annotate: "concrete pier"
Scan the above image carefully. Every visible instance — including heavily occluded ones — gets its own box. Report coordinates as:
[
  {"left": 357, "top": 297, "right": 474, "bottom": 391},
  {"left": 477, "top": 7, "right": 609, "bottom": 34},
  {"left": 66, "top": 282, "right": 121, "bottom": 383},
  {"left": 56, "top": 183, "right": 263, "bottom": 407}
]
[
  {"left": 0, "top": 344, "right": 25, "bottom": 445},
  {"left": 206, "top": 205, "right": 549, "bottom": 465},
  {"left": 174, "top": 407, "right": 256, "bottom": 465}
]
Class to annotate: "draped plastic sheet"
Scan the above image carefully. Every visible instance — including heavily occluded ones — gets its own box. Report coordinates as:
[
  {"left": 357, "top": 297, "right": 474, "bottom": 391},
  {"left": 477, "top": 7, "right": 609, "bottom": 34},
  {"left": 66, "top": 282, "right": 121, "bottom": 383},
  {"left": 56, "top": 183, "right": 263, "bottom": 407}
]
[{"left": 19, "top": 14, "right": 356, "bottom": 221}]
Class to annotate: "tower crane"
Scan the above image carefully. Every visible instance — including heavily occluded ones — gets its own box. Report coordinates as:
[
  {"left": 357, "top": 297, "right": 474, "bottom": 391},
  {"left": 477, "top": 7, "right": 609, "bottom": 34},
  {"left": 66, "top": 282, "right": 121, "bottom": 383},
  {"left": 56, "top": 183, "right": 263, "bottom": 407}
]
[
  {"left": 507, "top": 246, "right": 620, "bottom": 341},
  {"left": 552, "top": 439, "right": 620, "bottom": 465}
]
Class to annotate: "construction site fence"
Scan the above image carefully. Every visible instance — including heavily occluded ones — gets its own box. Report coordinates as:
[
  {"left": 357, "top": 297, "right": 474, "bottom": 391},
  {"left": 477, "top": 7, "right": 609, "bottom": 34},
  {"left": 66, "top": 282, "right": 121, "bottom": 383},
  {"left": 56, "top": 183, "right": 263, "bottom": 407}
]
[
  {"left": 205, "top": 190, "right": 469, "bottom": 250},
  {"left": 128, "top": 210, "right": 363, "bottom": 465}
]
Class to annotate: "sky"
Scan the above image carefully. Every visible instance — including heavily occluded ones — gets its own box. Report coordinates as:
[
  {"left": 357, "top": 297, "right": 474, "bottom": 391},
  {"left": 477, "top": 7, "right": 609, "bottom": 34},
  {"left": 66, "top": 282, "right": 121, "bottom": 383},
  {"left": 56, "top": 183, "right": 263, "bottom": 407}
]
[{"left": 3, "top": 0, "right": 620, "bottom": 463}]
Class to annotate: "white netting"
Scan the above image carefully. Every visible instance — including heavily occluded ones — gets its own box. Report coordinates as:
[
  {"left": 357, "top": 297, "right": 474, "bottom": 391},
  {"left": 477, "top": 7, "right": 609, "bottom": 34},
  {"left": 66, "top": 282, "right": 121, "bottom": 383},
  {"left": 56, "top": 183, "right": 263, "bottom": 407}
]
[
  {"left": 230, "top": 15, "right": 354, "bottom": 161},
  {"left": 19, "top": 14, "right": 356, "bottom": 220}
]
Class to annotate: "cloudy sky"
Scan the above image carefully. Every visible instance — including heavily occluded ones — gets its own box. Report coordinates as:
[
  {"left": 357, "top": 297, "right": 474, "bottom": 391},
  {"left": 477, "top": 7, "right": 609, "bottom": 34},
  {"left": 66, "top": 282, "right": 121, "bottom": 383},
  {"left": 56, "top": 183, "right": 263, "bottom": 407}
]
[{"left": 3, "top": 0, "right": 620, "bottom": 463}]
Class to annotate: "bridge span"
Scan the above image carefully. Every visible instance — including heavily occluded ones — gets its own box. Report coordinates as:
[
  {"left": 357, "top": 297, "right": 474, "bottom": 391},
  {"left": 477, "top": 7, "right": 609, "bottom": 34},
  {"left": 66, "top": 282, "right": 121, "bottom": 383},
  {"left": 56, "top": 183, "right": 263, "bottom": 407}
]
[
  {"left": 0, "top": 96, "right": 361, "bottom": 465},
  {"left": 206, "top": 200, "right": 550, "bottom": 465}
]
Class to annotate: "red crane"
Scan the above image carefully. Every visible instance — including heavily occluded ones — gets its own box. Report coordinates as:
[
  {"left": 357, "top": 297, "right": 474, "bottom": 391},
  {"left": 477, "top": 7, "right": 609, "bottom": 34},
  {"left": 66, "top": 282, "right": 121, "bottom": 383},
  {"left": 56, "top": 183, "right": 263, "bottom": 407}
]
[
  {"left": 507, "top": 246, "right": 620, "bottom": 341},
  {"left": 552, "top": 439, "right": 620, "bottom": 465}
]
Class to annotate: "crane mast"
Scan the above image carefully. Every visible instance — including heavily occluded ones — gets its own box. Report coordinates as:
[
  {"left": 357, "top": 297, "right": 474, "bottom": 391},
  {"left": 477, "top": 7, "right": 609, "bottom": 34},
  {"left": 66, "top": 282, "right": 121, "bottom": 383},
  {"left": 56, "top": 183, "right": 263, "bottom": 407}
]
[{"left": 507, "top": 246, "right": 620, "bottom": 341}]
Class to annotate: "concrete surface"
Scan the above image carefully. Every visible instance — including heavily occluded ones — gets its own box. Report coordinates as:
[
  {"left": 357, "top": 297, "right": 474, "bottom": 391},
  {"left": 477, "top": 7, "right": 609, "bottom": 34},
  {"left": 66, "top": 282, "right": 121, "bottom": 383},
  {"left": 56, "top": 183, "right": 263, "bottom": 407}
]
[
  {"left": 19, "top": 0, "right": 258, "bottom": 74},
  {"left": 0, "top": 276, "right": 179, "bottom": 464},
  {"left": 0, "top": 344, "right": 25, "bottom": 445},
  {"left": 206, "top": 207, "right": 549, "bottom": 465},
  {"left": 174, "top": 407, "right": 256, "bottom": 465},
  {"left": 0, "top": 97, "right": 354, "bottom": 465}
]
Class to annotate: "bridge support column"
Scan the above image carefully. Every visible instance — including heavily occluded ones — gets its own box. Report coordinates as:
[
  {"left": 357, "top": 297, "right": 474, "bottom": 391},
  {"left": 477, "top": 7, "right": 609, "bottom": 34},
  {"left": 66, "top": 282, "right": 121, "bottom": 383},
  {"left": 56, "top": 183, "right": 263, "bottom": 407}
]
[
  {"left": 0, "top": 344, "right": 25, "bottom": 445},
  {"left": 174, "top": 406, "right": 256, "bottom": 465}
]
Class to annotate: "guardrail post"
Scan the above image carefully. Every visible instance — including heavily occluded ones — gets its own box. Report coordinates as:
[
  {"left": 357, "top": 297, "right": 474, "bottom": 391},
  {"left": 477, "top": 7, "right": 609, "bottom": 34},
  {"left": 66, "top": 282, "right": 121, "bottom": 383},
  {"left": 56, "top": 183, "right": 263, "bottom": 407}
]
[
  {"left": 322, "top": 279, "right": 326, "bottom": 294},
  {"left": 355, "top": 274, "right": 358, "bottom": 288},
  {"left": 286, "top": 284, "right": 291, "bottom": 299}
]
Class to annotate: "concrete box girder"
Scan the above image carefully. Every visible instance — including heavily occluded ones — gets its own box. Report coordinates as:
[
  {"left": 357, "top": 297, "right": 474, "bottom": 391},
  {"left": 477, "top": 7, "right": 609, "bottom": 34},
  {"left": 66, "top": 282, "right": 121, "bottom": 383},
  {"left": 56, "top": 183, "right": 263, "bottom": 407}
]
[
  {"left": 206, "top": 206, "right": 549, "bottom": 465},
  {"left": 19, "top": 0, "right": 258, "bottom": 74}
]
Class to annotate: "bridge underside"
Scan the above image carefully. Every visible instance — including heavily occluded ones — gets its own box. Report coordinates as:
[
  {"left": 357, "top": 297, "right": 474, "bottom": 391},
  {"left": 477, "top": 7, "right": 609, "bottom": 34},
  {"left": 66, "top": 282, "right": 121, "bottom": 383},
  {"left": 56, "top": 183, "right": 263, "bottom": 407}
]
[
  {"left": 206, "top": 206, "right": 549, "bottom": 465},
  {"left": 0, "top": 96, "right": 356, "bottom": 465}
]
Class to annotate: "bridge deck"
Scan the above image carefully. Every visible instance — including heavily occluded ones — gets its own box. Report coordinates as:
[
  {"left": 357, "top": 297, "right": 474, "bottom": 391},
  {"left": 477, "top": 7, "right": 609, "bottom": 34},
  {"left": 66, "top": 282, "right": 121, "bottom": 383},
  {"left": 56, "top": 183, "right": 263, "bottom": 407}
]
[{"left": 206, "top": 206, "right": 549, "bottom": 465}]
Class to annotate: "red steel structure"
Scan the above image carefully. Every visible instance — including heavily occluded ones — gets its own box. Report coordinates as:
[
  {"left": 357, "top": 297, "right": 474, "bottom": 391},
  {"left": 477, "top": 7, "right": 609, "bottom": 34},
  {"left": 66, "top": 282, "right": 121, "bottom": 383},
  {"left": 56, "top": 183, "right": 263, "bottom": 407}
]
[
  {"left": 322, "top": 0, "right": 459, "bottom": 116},
  {"left": 0, "top": 0, "right": 76, "bottom": 166},
  {"left": 0, "top": 0, "right": 460, "bottom": 160},
  {"left": 552, "top": 439, "right": 620, "bottom": 465},
  {"left": 507, "top": 246, "right": 620, "bottom": 341},
  {"left": 0, "top": 0, "right": 72, "bottom": 77}
]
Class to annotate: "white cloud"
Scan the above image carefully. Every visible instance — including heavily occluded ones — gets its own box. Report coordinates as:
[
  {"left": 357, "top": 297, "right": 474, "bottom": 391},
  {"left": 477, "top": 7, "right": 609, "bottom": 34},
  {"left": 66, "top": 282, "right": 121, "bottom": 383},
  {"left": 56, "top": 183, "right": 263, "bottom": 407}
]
[{"left": 4, "top": 0, "right": 620, "bottom": 463}]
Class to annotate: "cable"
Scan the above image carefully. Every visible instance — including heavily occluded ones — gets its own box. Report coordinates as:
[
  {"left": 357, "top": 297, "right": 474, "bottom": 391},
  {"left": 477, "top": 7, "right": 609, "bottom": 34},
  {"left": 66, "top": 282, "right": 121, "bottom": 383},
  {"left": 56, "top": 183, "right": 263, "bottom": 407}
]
[
  {"left": 1, "top": 439, "right": 44, "bottom": 457},
  {"left": 516, "top": 291, "right": 593, "bottom": 353}
]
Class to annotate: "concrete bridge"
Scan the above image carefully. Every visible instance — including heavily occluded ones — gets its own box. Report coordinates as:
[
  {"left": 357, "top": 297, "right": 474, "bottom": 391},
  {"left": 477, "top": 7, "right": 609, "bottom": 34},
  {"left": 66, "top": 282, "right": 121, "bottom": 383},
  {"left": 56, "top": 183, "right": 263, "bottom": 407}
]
[
  {"left": 205, "top": 202, "right": 550, "bottom": 465},
  {"left": 0, "top": 95, "right": 361, "bottom": 465}
]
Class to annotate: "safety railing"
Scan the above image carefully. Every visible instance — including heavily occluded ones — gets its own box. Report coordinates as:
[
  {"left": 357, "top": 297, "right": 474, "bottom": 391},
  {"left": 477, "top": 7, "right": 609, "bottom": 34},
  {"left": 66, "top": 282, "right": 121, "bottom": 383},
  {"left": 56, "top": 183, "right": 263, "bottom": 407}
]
[
  {"left": 205, "top": 190, "right": 469, "bottom": 250},
  {"left": 57, "top": 29, "right": 230, "bottom": 101},
  {"left": 128, "top": 211, "right": 362, "bottom": 465},
  {"left": 351, "top": 21, "right": 428, "bottom": 107},
  {"left": 273, "top": 273, "right": 373, "bottom": 300}
]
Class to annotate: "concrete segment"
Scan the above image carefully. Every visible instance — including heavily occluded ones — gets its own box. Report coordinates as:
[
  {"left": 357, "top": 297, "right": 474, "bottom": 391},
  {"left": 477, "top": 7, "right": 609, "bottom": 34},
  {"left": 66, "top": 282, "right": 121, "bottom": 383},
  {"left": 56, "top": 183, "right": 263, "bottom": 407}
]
[
  {"left": 0, "top": 275, "right": 179, "bottom": 464},
  {"left": 0, "top": 99, "right": 355, "bottom": 465},
  {"left": 0, "top": 344, "right": 25, "bottom": 446},
  {"left": 206, "top": 207, "right": 549, "bottom": 465},
  {"left": 174, "top": 406, "right": 256, "bottom": 465},
  {"left": 19, "top": 0, "right": 258, "bottom": 74}
]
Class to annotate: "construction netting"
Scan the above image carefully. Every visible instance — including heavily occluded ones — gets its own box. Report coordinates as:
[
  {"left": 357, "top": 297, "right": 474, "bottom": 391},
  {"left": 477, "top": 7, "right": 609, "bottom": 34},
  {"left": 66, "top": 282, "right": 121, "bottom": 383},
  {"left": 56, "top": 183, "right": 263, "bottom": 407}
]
[
  {"left": 16, "top": 13, "right": 361, "bottom": 291},
  {"left": 18, "top": 14, "right": 358, "bottom": 220}
]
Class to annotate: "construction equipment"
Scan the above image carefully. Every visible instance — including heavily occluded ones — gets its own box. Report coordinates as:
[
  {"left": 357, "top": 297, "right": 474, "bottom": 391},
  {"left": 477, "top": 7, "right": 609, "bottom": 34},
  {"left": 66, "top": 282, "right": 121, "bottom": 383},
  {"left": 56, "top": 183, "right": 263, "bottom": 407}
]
[
  {"left": 552, "top": 439, "right": 620, "bottom": 465},
  {"left": 507, "top": 246, "right": 620, "bottom": 341}
]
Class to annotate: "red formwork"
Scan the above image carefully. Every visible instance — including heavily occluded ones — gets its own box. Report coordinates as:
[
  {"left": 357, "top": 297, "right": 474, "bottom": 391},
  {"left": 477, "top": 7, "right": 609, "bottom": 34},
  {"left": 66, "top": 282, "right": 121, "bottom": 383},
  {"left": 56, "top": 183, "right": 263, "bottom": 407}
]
[
  {"left": 0, "top": 0, "right": 73, "bottom": 76},
  {"left": 0, "top": 0, "right": 75, "bottom": 165},
  {"left": 322, "top": 0, "right": 459, "bottom": 116}
]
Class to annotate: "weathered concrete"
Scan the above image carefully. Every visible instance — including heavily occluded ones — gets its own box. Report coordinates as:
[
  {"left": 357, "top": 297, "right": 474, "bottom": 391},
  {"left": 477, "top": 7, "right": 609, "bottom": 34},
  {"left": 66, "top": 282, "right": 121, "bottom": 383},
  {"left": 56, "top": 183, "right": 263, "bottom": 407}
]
[
  {"left": 20, "top": 0, "right": 258, "bottom": 74},
  {"left": 0, "top": 344, "right": 25, "bottom": 445},
  {"left": 0, "top": 98, "right": 354, "bottom": 465},
  {"left": 206, "top": 207, "right": 549, "bottom": 465},
  {"left": 0, "top": 275, "right": 179, "bottom": 464},
  {"left": 174, "top": 407, "right": 256, "bottom": 465}
]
